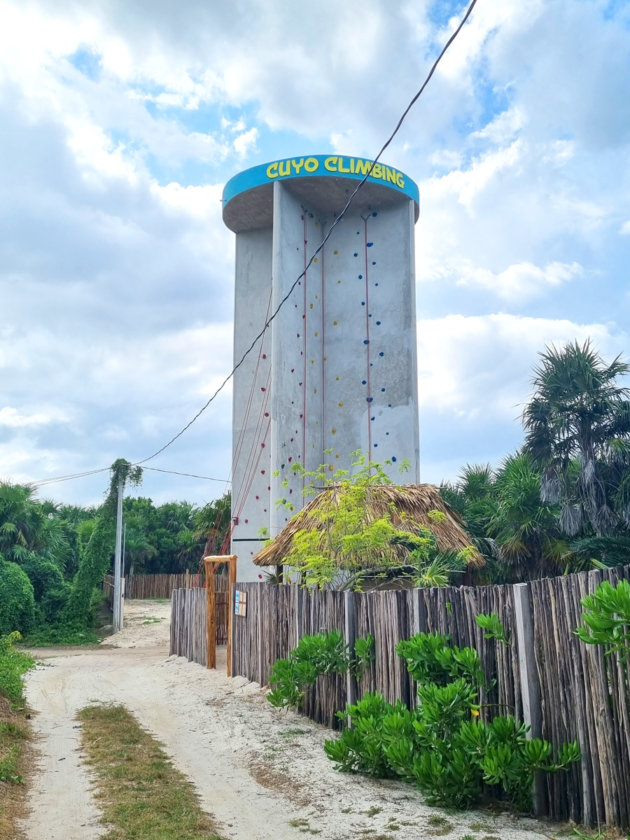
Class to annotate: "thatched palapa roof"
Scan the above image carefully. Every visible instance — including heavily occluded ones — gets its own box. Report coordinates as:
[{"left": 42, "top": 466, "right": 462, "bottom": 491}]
[{"left": 253, "top": 483, "right": 484, "bottom": 569}]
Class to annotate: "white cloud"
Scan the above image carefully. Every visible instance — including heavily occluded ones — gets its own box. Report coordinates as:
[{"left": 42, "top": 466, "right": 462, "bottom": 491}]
[
  {"left": 418, "top": 313, "right": 624, "bottom": 415},
  {"left": 233, "top": 127, "right": 258, "bottom": 158},
  {"left": 0, "top": 407, "right": 70, "bottom": 428},
  {"left": 417, "top": 314, "right": 629, "bottom": 482},
  {"left": 457, "top": 260, "right": 583, "bottom": 302},
  {"left": 0, "top": 0, "right": 628, "bottom": 506}
]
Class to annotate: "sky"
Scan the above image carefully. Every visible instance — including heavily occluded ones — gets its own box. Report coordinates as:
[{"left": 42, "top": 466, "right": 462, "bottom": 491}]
[{"left": 1, "top": 0, "right": 629, "bottom": 510}]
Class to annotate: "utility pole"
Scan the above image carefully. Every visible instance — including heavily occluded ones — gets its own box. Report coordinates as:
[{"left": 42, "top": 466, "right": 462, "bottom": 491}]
[{"left": 113, "top": 479, "right": 124, "bottom": 632}]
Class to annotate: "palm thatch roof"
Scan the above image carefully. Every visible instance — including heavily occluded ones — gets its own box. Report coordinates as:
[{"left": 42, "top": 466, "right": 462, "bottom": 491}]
[{"left": 253, "top": 483, "right": 484, "bottom": 569}]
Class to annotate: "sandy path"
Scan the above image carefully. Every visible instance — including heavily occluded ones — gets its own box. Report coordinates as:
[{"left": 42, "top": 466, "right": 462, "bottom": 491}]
[{"left": 20, "top": 600, "right": 563, "bottom": 840}]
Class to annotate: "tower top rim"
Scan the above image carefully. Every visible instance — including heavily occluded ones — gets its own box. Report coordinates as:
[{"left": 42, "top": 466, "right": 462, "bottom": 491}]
[{"left": 222, "top": 154, "right": 419, "bottom": 232}]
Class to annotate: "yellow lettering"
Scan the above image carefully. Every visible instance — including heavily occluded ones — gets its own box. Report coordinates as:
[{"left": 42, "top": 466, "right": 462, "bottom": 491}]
[
  {"left": 353, "top": 159, "right": 372, "bottom": 176},
  {"left": 291, "top": 158, "right": 305, "bottom": 174},
  {"left": 395, "top": 172, "right": 405, "bottom": 189},
  {"left": 266, "top": 162, "right": 279, "bottom": 179},
  {"left": 372, "top": 163, "right": 383, "bottom": 179},
  {"left": 324, "top": 156, "right": 337, "bottom": 172},
  {"left": 337, "top": 157, "right": 351, "bottom": 174},
  {"left": 304, "top": 157, "right": 318, "bottom": 172},
  {"left": 386, "top": 166, "right": 398, "bottom": 185},
  {"left": 278, "top": 160, "right": 291, "bottom": 177}
]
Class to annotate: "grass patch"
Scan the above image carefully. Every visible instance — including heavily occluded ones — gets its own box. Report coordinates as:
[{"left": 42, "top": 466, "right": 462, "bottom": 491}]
[
  {"left": 0, "top": 632, "right": 35, "bottom": 840},
  {"left": 0, "top": 633, "right": 34, "bottom": 709},
  {"left": 142, "top": 617, "right": 164, "bottom": 625},
  {"left": 426, "top": 814, "right": 454, "bottom": 836},
  {"left": 79, "top": 704, "right": 224, "bottom": 840},
  {"left": 22, "top": 626, "right": 100, "bottom": 646}
]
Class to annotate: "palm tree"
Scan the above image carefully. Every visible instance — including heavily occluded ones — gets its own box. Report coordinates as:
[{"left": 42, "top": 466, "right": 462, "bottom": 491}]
[
  {"left": 0, "top": 482, "right": 69, "bottom": 568},
  {"left": 523, "top": 340, "right": 630, "bottom": 537},
  {"left": 441, "top": 464, "right": 500, "bottom": 572},
  {"left": 487, "top": 452, "right": 569, "bottom": 580}
]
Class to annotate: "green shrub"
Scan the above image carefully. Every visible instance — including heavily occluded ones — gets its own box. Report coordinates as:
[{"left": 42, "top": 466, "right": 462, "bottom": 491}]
[
  {"left": 0, "top": 560, "right": 35, "bottom": 635},
  {"left": 395, "top": 631, "right": 485, "bottom": 687},
  {"left": 22, "top": 557, "right": 64, "bottom": 602},
  {"left": 324, "top": 692, "right": 405, "bottom": 778},
  {"left": 267, "top": 631, "right": 374, "bottom": 709},
  {"left": 575, "top": 579, "right": 630, "bottom": 661},
  {"left": 325, "top": 630, "right": 580, "bottom": 812},
  {"left": 0, "top": 632, "right": 35, "bottom": 708}
]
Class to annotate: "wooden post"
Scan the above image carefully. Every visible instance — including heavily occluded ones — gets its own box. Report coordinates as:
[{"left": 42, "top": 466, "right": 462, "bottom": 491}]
[
  {"left": 344, "top": 591, "right": 357, "bottom": 712},
  {"left": 205, "top": 557, "right": 217, "bottom": 669},
  {"left": 185, "top": 568, "right": 190, "bottom": 589},
  {"left": 204, "top": 554, "right": 237, "bottom": 673},
  {"left": 514, "top": 583, "right": 543, "bottom": 814},
  {"left": 227, "top": 555, "right": 237, "bottom": 678}
]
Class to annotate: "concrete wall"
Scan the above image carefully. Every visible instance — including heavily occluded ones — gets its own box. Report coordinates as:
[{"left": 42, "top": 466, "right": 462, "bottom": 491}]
[{"left": 225, "top": 165, "right": 419, "bottom": 581}]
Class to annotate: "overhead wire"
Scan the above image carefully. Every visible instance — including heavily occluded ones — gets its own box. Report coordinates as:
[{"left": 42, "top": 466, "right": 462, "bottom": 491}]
[
  {"left": 18, "top": 0, "right": 478, "bottom": 489},
  {"left": 142, "top": 467, "right": 230, "bottom": 483},
  {"left": 30, "top": 466, "right": 111, "bottom": 488},
  {"left": 132, "top": 0, "right": 478, "bottom": 467}
]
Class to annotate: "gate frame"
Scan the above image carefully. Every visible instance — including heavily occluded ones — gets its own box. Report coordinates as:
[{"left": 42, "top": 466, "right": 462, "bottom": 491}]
[{"left": 204, "top": 554, "right": 237, "bottom": 676}]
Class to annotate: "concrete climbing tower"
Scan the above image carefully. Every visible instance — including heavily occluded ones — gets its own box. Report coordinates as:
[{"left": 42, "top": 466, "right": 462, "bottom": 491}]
[{"left": 222, "top": 154, "right": 420, "bottom": 580}]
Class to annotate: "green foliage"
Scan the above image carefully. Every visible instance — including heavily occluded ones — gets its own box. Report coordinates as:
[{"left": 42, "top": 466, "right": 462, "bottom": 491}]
[
  {"left": 476, "top": 613, "right": 511, "bottom": 645},
  {"left": 63, "top": 512, "right": 116, "bottom": 627},
  {"left": 575, "top": 579, "right": 630, "bottom": 661},
  {"left": 0, "top": 482, "right": 71, "bottom": 570},
  {"left": 267, "top": 630, "right": 374, "bottom": 709},
  {"left": 21, "top": 557, "right": 72, "bottom": 623},
  {"left": 324, "top": 693, "right": 404, "bottom": 778},
  {"left": 278, "top": 452, "right": 459, "bottom": 590},
  {"left": 0, "top": 632, "right": 34, "bottom": 708},
  {"left": 395, "top": 632, "right": 485, "bottom": 687},
  {"left": 326, "top": 630, "right": 580, "bottom": 812},
  {"left": 441, "top": 453, "right": 575, "bottom": 583},
  {"left": 64, "top": 459, "right": 143, "bottom": 627},
  {"left": 353, "top": 633, "right": 375, "bottom": 676},
  {"left": 523, "top": 340, "right": 630, "bottom": 539},
  {"left": 0, "top": 473, "right": 230, "bottom": 641},
  {"left": 0, "top": 560, "right": 35, "bottom": 635}
]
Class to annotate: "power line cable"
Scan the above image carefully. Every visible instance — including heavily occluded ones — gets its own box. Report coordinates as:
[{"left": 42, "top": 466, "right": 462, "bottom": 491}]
[
  {"left": 142, "top": 466, "right": 230, "bottom": 483},
  {"left": 30, "top": 466, "right": 111, "bottom": 488},
  {"left": 15, "top": 1, "right": 478, "bottom": 489},
  {"left": 133, "top": 0, "right": 478, "bottom": 467}
]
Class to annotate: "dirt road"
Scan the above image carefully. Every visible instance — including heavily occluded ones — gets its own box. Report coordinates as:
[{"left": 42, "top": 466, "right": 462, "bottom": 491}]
[{"left": 20, "top": 600, "right": 562, "bottom": 840}]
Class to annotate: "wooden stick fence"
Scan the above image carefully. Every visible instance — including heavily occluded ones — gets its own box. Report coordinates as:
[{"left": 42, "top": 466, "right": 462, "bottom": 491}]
[
  {"left": 172, "top": 564, "right": 630, "bottom": 829},
  {"left": 125, "top": 572, "right": 203, "bottom": 599}
]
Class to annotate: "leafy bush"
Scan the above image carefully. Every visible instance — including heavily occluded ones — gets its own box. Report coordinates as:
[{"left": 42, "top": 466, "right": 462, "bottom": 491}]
[
  {"left": 267, "top": 630, "right": 374, "bottom": 709},
  {"left": 21, "top": 557, "right": 72, "bottom": 624},
  {"left": 0, "top": 560, "right": 35, "bottom": 635},
  {"left": 324, "top": 692, "right": 405, "bottom": 778},
  {"left": 0, "top": 632, "right": 34, "bottom": 708},
  {"left": 575, "top": 579, "right": 630, "bottom": 661},
  {"left": 325, "top": 630, "right": 580, "bottom": 812},
  {"left": 395, "top": 631, "right": 485, "bottom": 687}
]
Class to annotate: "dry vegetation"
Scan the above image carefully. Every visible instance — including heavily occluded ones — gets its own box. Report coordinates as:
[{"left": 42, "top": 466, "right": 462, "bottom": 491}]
[
  {"left": 79, "top": 704, "right": 224, "bottom": 840},
  {"left": 0, "top": 697, "right": 31, "bottom": 840}
]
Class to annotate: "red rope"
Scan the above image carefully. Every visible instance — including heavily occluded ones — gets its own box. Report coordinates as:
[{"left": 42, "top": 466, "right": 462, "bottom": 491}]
[
  {"left": 364, "top": 218, "right": 372, "bottom": 462},
  {"left": 302, "top": 214, "right": 308, "bottom": 481},
  {"left": 232, "top": 289, "right": 273, "bottom": 477},
  {"left": 232, "top": 366, "right": 271, "bottom": 517}
]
